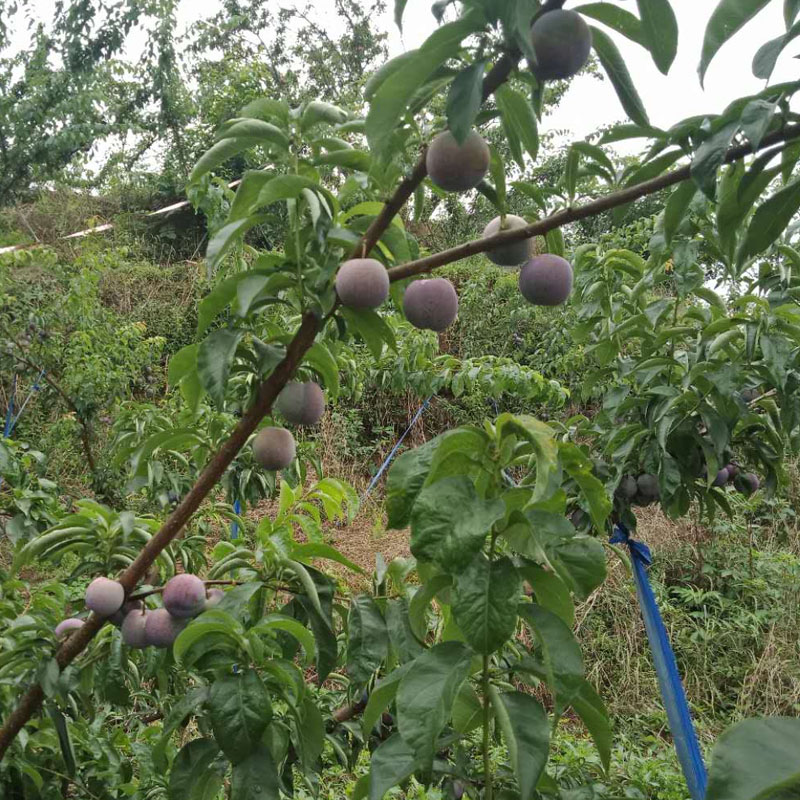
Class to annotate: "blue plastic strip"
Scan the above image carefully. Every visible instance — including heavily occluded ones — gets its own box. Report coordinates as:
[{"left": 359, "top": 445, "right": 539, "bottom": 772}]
[
  {"left": 3, "top": 375, "right": 17, "bottom": 438},
  {"left": 362, "top": 395, "right": 432, "bottom": 501},
  {"left": 611, "top": 523, "right": 707, "bottom": 800},
  {"left": 9, "top": 370, "right": 44, "bottom": 436},
  {"left": 231, "top": 498, "right": 242, "bottom": 540}
]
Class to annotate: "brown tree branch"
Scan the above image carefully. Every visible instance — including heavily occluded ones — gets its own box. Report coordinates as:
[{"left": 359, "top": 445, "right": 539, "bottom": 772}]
[{"left": 386, "top": 124, "right": 800, "bottom": 282}]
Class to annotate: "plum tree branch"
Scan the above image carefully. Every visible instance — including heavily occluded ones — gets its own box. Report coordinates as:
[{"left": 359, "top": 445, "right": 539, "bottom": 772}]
[{"left": 386, "top": 123, "right": 800, "bottom": 282}]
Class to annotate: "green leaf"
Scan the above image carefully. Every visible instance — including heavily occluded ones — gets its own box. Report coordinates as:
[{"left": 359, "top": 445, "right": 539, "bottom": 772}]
[
  {"left": 691, "top": 120, "right": 739, "bottom": 199},
  {"left": 218, "top": 119, "right": 289, "bottom": 148},
  {"left": 254, "top": 174, "right": 330, "bottom": 214},
  {"left": 519, "top": 562, "right": 575, "bottom": 627},
  {"left": 153, "top": 687, "right": 211, "bottom": 770},
  {"left": 446, "top": 60, "right": 485, "bottom": 145},
  {"left": 590, "top": 26, "right": 650, "bottom": 127},
  {"left": 740, "top": 177, "right": 800, "bottom": 261},
  {"left": 205, "top": 215, "right": 269, "bottom": 273},
  {"left": 451, "top": 554, "right": 521, "bottom": 654},
  {"left": 706, "top": 717, "right": 800, "bottom": 800},
  {"left": 394, "top": 0, "right": 409, "bottom": 29},
  {"left": 495, "top": 84, "right": 539, "bottom": 163},
  {"left": 410, "top": 476, "right": 505, "bottom": 571},
  {"left": 304, "top": 341, "right": 340, "bottom": 400},
  {"left": 300, "top": 100, "right": 348, "bottom": 130},
  {"left": 396, "top": 641, "right": 472, "bottom": 771},
  {"left": 489, "top": 687, "right": 550, "bottom": 798},
  {"left": 699, "top": 0, "right": 772, "bottom": 85},
  {"left": 559, "top": 443, "right": 611, "bottom": 529},
  {"left": 208, "top": 671, "right": 273, "bottom": 764},
  {"left": 251, "top": 615, "right": 315, "bottom": 663},
  {"left": 190, "top": 136, "right": 276, "bottom": 183},
  {"left": 362, "top": 664, "right": 411, "bottom": 737},
  {"left": 385, "top": 436, "right": 441, "bottom": 528},
  {"left": 342, "top": 308, "right": 397, "bottom": 360},
  {"left": 636, "top": 0, "right": 678, "bottom": 74},
  {"left": 368, "top": 734, "right": 417, "bottom": 800},
  {"left": 314, "top": 149, "right": 372, "bottom": 171},
  {"left": 573, "top": 3, "right": 645, "bottom": 46},
  {"left": 386, "top": 597, "right": 425, "bottom": 662},
  {"left": 167, "top": 739, "right": 226, "bottom": 800},
  {"left": 518, "top": 604, "right": 584, "bottom": 712},
  {"left": 739, "top": 99, "right": 777, "bottom": 150},
  {"left": 664, "top": 180, "right": 697, "bottom": 245},
  {"left": 292, "top": 694, "right": 325, "bottom": 771},
  {"left": 549, "top": 533, "right": 607, "bottom": 599},
  {"left": 572, "top": 680, "right": 612, "bottom": 772},
  {"left": 197, "top": 328, "right": 244, "bottom": 408},
  {"left": 169, "top": 343, "right": 198, "bottom": 385},
  {"left": 409, "top": 574, "right": 453, "bottom": 640},
  {"left": 366, "top": 15, "right": 481, "bottom": 158},
  {"left": 347, "top": 595, "right": 389, "bottom": 684},
  {"left": 230, "top": 745, "right": 281, "bottom": 800}
]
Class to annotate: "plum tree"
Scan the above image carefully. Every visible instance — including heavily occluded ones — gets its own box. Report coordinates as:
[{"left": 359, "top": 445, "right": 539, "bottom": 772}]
[
  {"left": 204, "top": 588, "right": 224, "bottom": 609},
  {"left": 252, "top": 426, "right": 296, "bottom": 470},
  {"left": 54, "top": 618, "right": 84, "bottom": 637},
  {"left": 121, "top": 610, "right": 149, "bottom": 649},
  {"left": 275, "top": 380, "right": 326, "bottom": 426},
  {"left": 162, "top": 574, "right": 207, "bottom": 618},
  {"left": 84, "top": 577, "right": 125, "bottom": 617},
  {"left": 110, "top": 599, "right": 143, "bottom": 626},
  {"left": 144, "top": 608, "right": 188, "bottom": 648},
  {"left": 482, "top": 215, "right": 533, "bottom": 267},
  {"left": 530, "top": 9, "right": 592, "bottom": 81},
  {"left": 402, "top": 278, "right": 459, "bottom": 332},
  {"left": 518, "top": 254, "right": 573, "bottom": 306},
  {"left": 426, "top": 130, "right": 490, "bottom": 192},
  {"left": 335, "top": 258, "right": 390, "bottom": 309}
]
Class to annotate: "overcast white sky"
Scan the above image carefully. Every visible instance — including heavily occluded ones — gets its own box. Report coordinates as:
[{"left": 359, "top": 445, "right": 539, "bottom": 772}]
[{"left": 9, "top": 0, "right": 798, "bottom": 148}]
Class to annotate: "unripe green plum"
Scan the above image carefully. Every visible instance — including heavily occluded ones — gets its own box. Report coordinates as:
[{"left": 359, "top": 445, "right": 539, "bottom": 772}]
[
  {"left": 736, "top": 473, "right": 760, "bottom": 496},
  {"left": 121, "top": 610, "right": 149, "bottom": 649},
  {"left": 204, "top": 588, "right": 224, "bottom": 609},
  {"left": 403, "top": 278, "right": 459, "bottom": 332},
  {"left": 110, "top": 599, "right": 143, "bottom": 626},
  {"left": 530, "top": 9, "right": 592, "bottom": 81},
  {"left": 163, "top": 574, "right": 207, "bottom": 618},
  {"left": 482, "top": 215, "right": 533, "bottom": 267},
  {"left": 426, "top": 130, "right": 490, "bottom": 192},
  {"left": 85, "top": 577, "right": 125, "bottom": 617},
  {"left": 144, "top": 608, "right": 188, "bottom": 648},
  {"left": 275, "top": 381, "right": 326, "bottom": 426},
  {"left": 615, "top": 474, "right": 638, "bottom": 501},
  {"left": 335, "top": 258, "right": 390, "bottom": 309},
  {"left": 252, "top": 426, "right": 296, "bottom": 470},
  {"left": 519, "top": 255, "right": 573, "bottom": 306},
  {"left": 55, "top": 618, "right": 84, "bottom": 637}
]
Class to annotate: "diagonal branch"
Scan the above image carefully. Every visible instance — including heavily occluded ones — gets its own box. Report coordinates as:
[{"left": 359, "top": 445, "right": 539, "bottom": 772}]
[{"left": 386, "top": 124, "right": 800, "bottom": 282}]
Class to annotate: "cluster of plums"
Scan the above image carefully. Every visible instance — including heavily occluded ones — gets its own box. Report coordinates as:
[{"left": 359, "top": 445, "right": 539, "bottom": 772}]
[
  {"left": 333, "top": 10, "right": 590, "bottom": 330},
  {"left": 54, "top": 574, "right": 223, "bottom": 648}
]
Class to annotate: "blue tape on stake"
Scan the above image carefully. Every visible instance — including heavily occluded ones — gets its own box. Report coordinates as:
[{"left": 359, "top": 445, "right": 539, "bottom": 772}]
[
  {"left": 3, "top": 375, "right": 17, "bottom": 438},
  {"left": 9, "top": 370, "right": 45, "bottom": 436},
  {"left": 231, "top": 498, "right": 241, "bottom": 540},
  {"left": 611, "top": 523, "right": 707, "bottom": 800},
  {"left": 361, "top": 395, "right": 432, "bottom": 502}
]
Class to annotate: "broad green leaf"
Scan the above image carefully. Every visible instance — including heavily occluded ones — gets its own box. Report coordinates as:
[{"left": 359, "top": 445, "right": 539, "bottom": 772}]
[
  {"left": 366, "top": 15, "right": 481, "bottom": 157},
  {"left": 217, "top": 118, "right": 289, "bottom": 148},
  {"left": 739, "top": 99, "right": 777, "bottom": 149},
  {"left": 519, "top": 562, "right": 575, "bottom": 627},
  {"left": 364, "top": 51, "right": 418, "bottom": 101},
  {"left": 153, "top": 687, "right": 211, "bottom": 770},
  {"left": 409, "top": 476, "right": 505, "bottom": 571},
  {"left": 699, "top": 0, "right": 772, "bottom": 85},
  {"left": 396, "top": 641, "right": 472, "bottom": 771},
  {"left": 368, "top": 734, "right": 417, "bottom": 800},
  {"left": 548, "top": 533, "right": 607, "bottom": 599},
  {"left": 386, "top": 597, "right": 425, "bottom": 662},
  {"left": 446, "top": 60, "right": 485, "bottom": 145},
  {"left": 590, "top": 26, "right": 649, "bottom": 127},
  {"left": 706, "top": 717, "right": 800, "bottom": 800},
  {"left": 740, "top": 177, "right": 800, "bottom": 262},
  {"left": 362, "top": 663, "right": 412, "bottom": 737},
  {"left": 691, "top": 120, "right": 739, "bottom": 199},
  {"left": 342, "top": 307, "right": 397, "bottom": 360},
  {"left": 305, "top": 341, "right": 340, "bottom": 400},
  {"left": 572, "top": 679, "right": 612, "bottom": 772},
  {"left": 451, "top": 554, "right": 521, "bottom": 654},
  {"left": 451, "top": 681, "right": 483, "bottom": 733},
  {"left": 300, "top": 100, "right": 348, "bottom": 130},
  {"left": 347, "top": 594, "right": 389, "bottom": 684},
  {"left": 664, "top": 181, "right": 697, "bottom": 245},
  {"left": 518, "top": 604, "right": 584, "bottom": 712},
  {"left": 205, "top": 215, "right": 269, "bottom": 273},
  {"left": 197, "top": 328, "right": 244, "bottom": 408},
  {"left": 208, "top": 671, "right": 273, "bottom": 763},
  {"left": 495, "top": 84, "right": 539, "bottom": 164},
  {"left": 168, "top": 343, "right": 198, "bottom": 385},
  {"left": 385, "top": 435, "right": 442, "bottom": 528},
  {"left": 314, "top": 149, "right": 371, "bottom": 171},
  {"left": 489, "top": 687, "right": 550, "bottom": 798},
  {"left": 560, "top": 443, "right": 611, "bottom": 529},
  {"left": 230, "top": 745, "right": 281, "bottom": 800},
  {"left": 637, "top": 0, "right": 678, "bottom": 74},
  {"left": 292, "top": 694, "right": 325, "bottom": 771},
  {"left": 573, "top": 3, "right": 645, "bottom": 46},
  {"left": 167, "top": 739, "right": 226, "bottom": 800},
  {"left": 394, "top": 0, "right": 409, "bottom": 29},
  {"left": 190, "top": 137, "right": 272, "bottom": 183},
  {"left": 254, "top": 174, "right": 328, "bottom": 213},
  {"left": 408, "top": 574, "right": 453, "bottom": 640}
]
